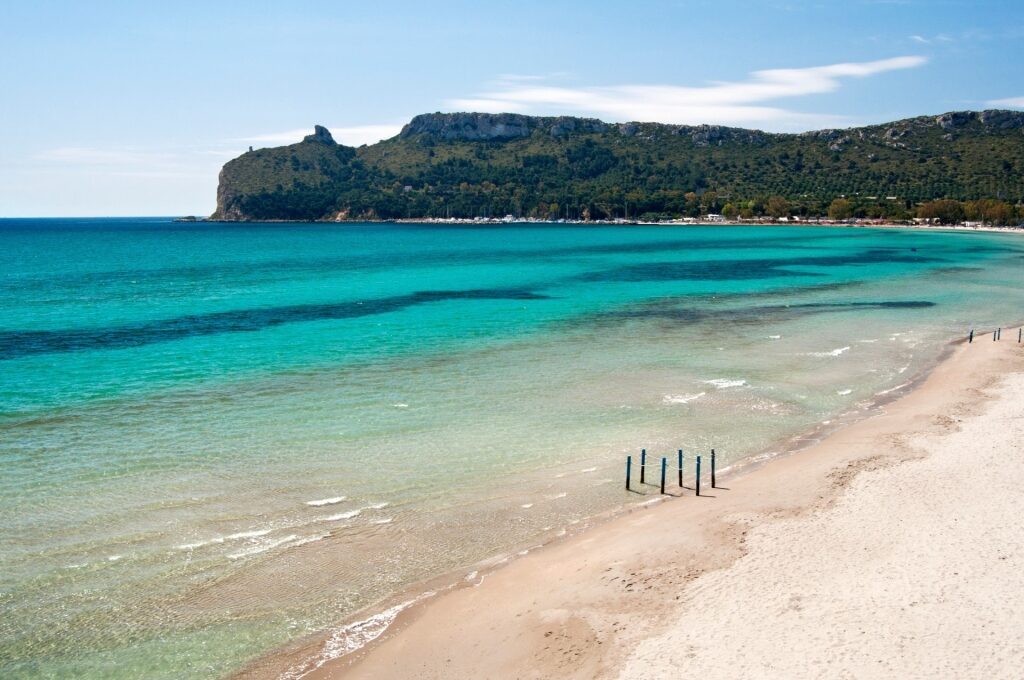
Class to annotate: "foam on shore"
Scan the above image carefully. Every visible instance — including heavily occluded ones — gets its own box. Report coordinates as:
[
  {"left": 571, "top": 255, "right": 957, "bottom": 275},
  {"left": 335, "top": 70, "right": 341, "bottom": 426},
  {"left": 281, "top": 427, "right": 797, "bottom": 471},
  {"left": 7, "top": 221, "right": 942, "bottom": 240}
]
[{"left": 306, "top": 496, "right": 347, "bottom": 507}]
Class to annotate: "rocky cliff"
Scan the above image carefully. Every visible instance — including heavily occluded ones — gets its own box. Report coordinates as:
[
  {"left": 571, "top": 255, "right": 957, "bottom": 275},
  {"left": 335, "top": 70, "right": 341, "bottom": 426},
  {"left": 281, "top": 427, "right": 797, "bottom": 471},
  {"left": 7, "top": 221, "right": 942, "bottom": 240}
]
[{"left": 212, "top": 111, "right": 1024, "bottom": 221}]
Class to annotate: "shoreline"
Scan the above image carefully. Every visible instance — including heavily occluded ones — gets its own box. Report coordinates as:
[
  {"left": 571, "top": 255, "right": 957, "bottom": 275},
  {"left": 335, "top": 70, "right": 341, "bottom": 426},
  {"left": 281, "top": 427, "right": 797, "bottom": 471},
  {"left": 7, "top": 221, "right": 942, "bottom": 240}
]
[
  {"left": 235, "top": 327, "right": 1022, "bottom": 679},
  {"left": 195, "top": 217, "right": 1024, "bottom": 235}
]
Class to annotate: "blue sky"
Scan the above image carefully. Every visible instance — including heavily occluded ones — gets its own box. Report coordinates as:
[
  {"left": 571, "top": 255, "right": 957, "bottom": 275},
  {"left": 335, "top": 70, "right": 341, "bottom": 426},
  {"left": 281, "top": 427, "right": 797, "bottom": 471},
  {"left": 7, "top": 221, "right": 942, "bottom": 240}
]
[{"left": 1, "top": 0, "right": 1022, "bottom": 216}]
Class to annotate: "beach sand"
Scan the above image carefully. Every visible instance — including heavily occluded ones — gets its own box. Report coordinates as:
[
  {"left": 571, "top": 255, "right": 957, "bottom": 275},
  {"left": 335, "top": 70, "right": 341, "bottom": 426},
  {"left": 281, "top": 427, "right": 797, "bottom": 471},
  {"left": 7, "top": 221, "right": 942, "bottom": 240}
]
[{"left": 243, "top": 329, "right": 1024, "bottom": 679}]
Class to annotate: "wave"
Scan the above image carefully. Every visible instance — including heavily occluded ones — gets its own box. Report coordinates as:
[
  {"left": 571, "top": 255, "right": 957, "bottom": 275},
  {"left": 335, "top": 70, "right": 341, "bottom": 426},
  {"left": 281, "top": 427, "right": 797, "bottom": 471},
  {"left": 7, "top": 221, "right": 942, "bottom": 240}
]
[
  {"left": 521, "top": 503, "right": 534, "bottom": 509},
  {"left": 663, "top": 392, "right": 706, "bottom": 404},
  {"left": 806, "top": 346, "right": 850, "bottom": 357},
  {"left": 320, "top": 502, "right": 388, "bottom": 522},
  {"left": 281, "top": 591, "right": 438, "bottom": 679},
  {"left": 702, "top": 379, "right": 747, "bottom": 389},
  {"left": 580, "top": 466, "right": 597, "bottom": 473},
  {"left": 227, "top": 534, "right": 299, "bottom": 560},
  {"left": 306, "top": 496, "right": 347, "bottom": 507},
  {"left": 177, "top": 528, "right": 274, "bottom": 551},
  {"left": 837, "top": 388, "right": 853, "bottom": 396},
  {"left": 227, "top": 529, "right": 273, "bottom": 540},
  {"left": 876, "top": 381, "right": 911, "bottom": 396},
  {"left": 371, "top": 518, "right": 393, "bottom": 525},
  {"left": 768, "top": 334, "right": 782, "bottom": 339},
  {"left": 177, "top": 538, "right": 223, "bottom": 551},
  {"left": 323, "top": 510, "right": 361, "bottom": 522},
  {"left": 289, "top": 533, "right": 328, "bottom": 548}
]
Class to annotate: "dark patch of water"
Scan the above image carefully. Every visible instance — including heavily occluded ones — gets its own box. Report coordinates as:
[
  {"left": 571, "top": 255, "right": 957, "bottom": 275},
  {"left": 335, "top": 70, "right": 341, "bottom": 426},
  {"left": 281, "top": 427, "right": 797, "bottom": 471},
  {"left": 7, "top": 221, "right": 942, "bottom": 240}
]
[{"left": 0, "top": 288, "right": 549, "bottom": 360}]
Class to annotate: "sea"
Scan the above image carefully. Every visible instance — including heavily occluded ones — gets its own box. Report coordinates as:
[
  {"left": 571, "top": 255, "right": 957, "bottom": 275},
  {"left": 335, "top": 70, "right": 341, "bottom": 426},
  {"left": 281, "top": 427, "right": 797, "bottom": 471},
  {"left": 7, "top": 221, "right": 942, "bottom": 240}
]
[{"left": 2, "top": 218, "right": 1022, "bottom": 678}]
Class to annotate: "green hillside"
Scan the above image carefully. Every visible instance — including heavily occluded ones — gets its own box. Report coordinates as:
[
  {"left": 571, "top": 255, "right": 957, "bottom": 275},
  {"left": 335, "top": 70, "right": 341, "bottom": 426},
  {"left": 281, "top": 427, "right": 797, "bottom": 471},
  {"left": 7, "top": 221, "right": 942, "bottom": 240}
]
[{"left": 211, "top": 111, "right": 1024, "bottom": 222}]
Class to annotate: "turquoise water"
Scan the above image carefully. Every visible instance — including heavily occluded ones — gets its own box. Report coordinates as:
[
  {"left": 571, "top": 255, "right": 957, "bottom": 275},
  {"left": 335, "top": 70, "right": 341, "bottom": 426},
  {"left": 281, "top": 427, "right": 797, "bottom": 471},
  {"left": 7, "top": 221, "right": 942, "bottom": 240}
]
[{"left": 2, "top": 219, "right": 1023, "bottom": 678}]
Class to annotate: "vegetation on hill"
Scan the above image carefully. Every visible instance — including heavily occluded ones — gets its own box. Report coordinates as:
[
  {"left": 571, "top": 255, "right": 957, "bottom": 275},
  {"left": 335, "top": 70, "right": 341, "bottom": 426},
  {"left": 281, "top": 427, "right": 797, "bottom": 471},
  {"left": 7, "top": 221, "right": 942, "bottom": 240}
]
[{"left": 211, "top": 111, "right": 1024, "bottom": 224}]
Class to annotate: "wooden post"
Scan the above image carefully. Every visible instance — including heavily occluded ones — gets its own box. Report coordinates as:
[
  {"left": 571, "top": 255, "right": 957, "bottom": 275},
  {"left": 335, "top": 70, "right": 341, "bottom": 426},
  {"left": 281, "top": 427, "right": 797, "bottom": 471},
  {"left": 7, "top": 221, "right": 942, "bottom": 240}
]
[
  {"left": 626, "top": 455, "right": 632, "bottom": 491},
  {"left": 640, "top": 448, "right": 646, "bottom": 484},
  {"left": 677, "top": 449, "right": 683, "bottom": 487},
  {"left": 711, "top": 448, "right": 717, "bottom": 488},
  {"left": 696, "top": 455, "right": 702, "bottom": 497},
  {"left": 969, "top": 329, "right": 974, "bottom": 343},
  {"left": 660, "top": 457, "right": 667, "bottom": 495},
  {"left": 1019, "top": 328, "right": 1021, "bottom": 343}
]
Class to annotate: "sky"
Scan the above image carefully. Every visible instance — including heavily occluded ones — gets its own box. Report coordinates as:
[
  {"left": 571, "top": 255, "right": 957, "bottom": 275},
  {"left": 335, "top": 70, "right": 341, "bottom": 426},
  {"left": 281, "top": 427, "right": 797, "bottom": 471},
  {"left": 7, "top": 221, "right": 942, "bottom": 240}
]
[{"left": 1, "top": 0, "right": 1022, "bottom": 216}]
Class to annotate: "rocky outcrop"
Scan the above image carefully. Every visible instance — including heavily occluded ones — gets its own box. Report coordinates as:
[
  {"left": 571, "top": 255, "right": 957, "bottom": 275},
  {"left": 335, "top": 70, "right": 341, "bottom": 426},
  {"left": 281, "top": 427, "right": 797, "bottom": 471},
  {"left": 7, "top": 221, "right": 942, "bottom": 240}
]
[
  {"left": 548, "top": 116, "right": 608, "bottom": 137},
  {"left": 400, "top": 113, "right": 535, "bottom": 141},
  {"left": 933, "top": 110, "right": 1024, "bottom": 131},
  {"left": 212, "top": 165, "right": 247, "bottom": 221},
  {"left": 936, "top": 111, "right": 975, "bottom": 130},
  {"left": 399, "top": 113, "right": 608, "bottom": 141},
  {"left": 303, "top": 125, "right": 337, "bottom": 144},
  {"left": 687, "top": 124, "right": 768, "bottom": 147},
  {"left": 978, "top": 109, "right": 1024, "bottom": 129},
  {"left": 210, "top": 126, "right": 356, "bottom": 220}
]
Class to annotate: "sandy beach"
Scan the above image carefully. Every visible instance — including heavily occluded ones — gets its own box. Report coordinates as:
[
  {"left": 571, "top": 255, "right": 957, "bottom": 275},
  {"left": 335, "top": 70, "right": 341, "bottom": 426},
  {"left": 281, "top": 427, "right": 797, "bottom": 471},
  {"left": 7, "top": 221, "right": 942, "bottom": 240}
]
[{"left": 238, "top": 327, "right": 1024, "bottom": 679}]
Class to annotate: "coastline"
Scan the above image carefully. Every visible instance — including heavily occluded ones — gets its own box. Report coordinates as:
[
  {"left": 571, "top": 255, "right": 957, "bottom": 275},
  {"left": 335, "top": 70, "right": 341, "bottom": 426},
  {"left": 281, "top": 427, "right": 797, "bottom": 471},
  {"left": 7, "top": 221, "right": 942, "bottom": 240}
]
[
  {"left": 235, "top": 328, "right": 1024, "bottom": 679},
  {"left": 196, "top": 216, "right": 1024, "bottom": 236}
]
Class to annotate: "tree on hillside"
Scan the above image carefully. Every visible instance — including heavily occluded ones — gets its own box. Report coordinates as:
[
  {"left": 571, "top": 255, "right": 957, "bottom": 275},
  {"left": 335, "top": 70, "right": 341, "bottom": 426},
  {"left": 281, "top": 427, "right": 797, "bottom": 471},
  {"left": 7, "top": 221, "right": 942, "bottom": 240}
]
[
  {"left": 766, "top": 195, "right": 790, "bottom": 218},
  {"left": 966, "top": 199, "right": 1017, "bottom": 226},
  {"left": 917, "top": 199, "right": 964, "bottom": 224},
  {"left": 828, "top": 198, "right": 853, "bottom": 220},
  {"left": 700, "top": 190, "right": 719, "bottom": 214}
]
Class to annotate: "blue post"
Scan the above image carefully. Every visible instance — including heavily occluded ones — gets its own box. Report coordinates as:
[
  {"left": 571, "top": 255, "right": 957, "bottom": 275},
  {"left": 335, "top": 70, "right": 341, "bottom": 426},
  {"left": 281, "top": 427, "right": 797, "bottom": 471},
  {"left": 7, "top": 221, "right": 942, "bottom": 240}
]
[
  {"left": 640, "top": 448, "right": 646, "bottom": 484},
  {"left": 696, "top": 455, "right": 702, "bottom": 497},
  {"left": 660, "top": 457, "right": 667, "bottom": 494},
  {"left": 677, "top": 449, "right": 683, "bottom": 487},
  {"left": 711, "top": 448, "right": 716, "bottom": 488},
  {"left": 625, "top": 455, "right": 632, "bottom": 491}
]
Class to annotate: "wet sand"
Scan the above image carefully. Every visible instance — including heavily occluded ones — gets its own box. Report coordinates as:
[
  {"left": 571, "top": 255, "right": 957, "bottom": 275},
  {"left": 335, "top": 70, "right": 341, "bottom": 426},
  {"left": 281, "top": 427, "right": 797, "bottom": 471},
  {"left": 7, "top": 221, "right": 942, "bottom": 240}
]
[{"left": 242, "top": 328, "right": 1024, "bottom": 679}]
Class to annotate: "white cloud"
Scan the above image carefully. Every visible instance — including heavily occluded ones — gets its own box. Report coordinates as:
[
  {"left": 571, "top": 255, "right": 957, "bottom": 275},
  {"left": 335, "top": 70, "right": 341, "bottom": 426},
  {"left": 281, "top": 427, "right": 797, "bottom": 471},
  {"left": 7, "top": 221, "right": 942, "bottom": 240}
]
[
  {"left": 238, "top": 124, "right": 402, "bottom": 147},
  {"left": 910, "top": 33, "right": 953, "bottom": 45},
  {"left": 987, "top": 96, "right": 1024, "bottom": 108},
  {"left": 445, "top": 56, "right": 928, "bottom": 131}
]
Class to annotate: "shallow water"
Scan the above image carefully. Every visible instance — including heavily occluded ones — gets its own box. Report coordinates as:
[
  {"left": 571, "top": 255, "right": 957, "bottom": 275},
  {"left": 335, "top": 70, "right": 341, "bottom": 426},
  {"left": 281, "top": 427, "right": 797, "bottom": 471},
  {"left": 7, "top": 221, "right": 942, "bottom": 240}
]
[{"left": 2, "top": 220, "right": 1022, "bottom": 678}]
